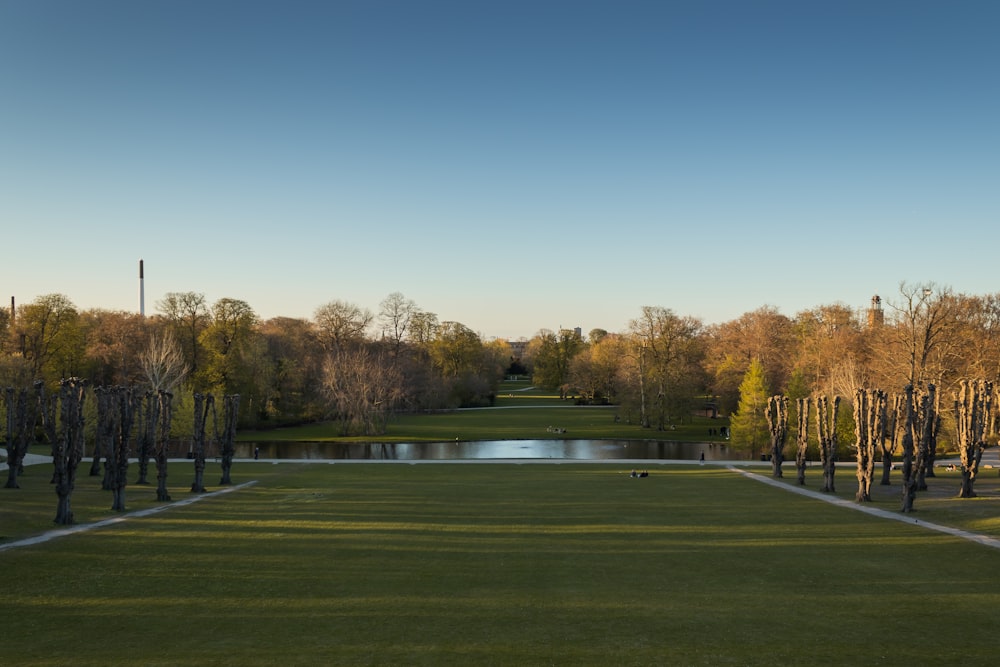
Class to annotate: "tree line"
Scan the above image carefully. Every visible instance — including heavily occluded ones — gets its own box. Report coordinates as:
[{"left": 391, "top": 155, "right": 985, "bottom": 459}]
[{"left": 3, "top": 282, "right": 1000, "bottom": 455}]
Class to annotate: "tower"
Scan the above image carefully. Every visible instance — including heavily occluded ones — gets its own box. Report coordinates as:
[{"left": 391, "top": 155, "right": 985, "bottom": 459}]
[
  {"left": 139, "top": 259, "right": 145, "bottom": 317},
  {"left": 867, "top": 294, "right": 883, "bottom": 328}
]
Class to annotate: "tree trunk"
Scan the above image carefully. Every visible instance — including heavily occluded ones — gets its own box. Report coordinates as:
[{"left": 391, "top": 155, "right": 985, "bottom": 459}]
[
  {"left": 954, "top": 380, "right": 992, "bottom": 499},
  {"left": 134, "top": 393, "right": 152, "bottom": 485},
  {"left": 765, "top": 395, "right": 787, "bottom": 478},
  {"left": 154, "top": 391, "right": 173, "bottom": 502},
  {"left": 914, "top": 386, "right": 935, "bottom": 492},
  {"left": 816, "top": 395, "right": 840, "bottom": 493},
  {"left": 218, "top": 394, "right": 240, "bottom": 485},
  {"left": 53, "top": 379, "right": 88, "bottom": 525},
  {"left": 900, "top": 386, "right": 917, "bottom": 513},
  {"left": 190, "top": 393, "right": 213, "bottom": 493},
  {"left": 795, "top": 398, "right": 809, "bottom": 486}
]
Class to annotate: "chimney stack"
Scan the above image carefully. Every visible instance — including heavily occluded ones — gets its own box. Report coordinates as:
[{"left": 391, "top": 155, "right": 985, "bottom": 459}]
[{"left": 139, "top": 259, "right": 145, "bottom": 317}]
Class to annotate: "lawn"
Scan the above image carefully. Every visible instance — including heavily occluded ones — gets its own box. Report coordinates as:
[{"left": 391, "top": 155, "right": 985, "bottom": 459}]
[
  {"left": 239, "top": 380, "right": 730, "bottom": 444},
  {"left": 3, "top": 459, "right": 1000, "bottom": 666}
]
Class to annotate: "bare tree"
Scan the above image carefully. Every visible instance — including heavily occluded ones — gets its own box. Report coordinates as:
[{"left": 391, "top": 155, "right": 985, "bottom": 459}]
[
  {"left": 914, "top": 384, "right": 938, "bottom": 491},
  {"left": 879, "top": 282, "right": 960, "bottom": 389},
  {"left": 4, "top": 382, "right": 42, "bottom": 489},
  {"left": 900, "top": 385, "right": 918, "bottom": 512},
  {"left": 154, "top": 390, "right": 174, "bottom": 502},
  {"left": 218, "top": 394, "right": 240, "bottom": 485},
  {"left": 765, "top": 395, "right": 787, "bottom": 478},
  {"left": 852, "top": 389, "right": 886, "bottom": 502},
  {"left": 880, "top": 394, "right": 902, "bottom": 486},
  {"left": 378, "top": 292, "right": 415, "bottom": 356},
  {"left": 53, "top": 378, "right": 88, "bottom": 525},
  {"left": 190, "top": 393, "right": 215, "bottom": 493},
  {"left": 322, "top": 346, "right": 404, "bottom": 436},
  {"left": 141, "top": 332, "right": 190, "bottom": 393},
  {"left": 157, "top": 292, "right": 209, "bottom": 375},
  {"left": 136, "top": 332, "right": 189, "bottom": 484},
  {"left": 314, "top": 300, "right": 372, "bottom": 351},
  {"left": 954, "top": 379, "right": 993, "bottom": 499},
  {"left": 816, "top": 395, "right": 840, "bottom": 493},
  {"left": 795, "top": 397, "right": 809, "bottom": 485}
]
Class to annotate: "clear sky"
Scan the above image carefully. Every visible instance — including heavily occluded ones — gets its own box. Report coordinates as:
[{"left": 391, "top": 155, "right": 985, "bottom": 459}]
[{"left": 2, "top": 0, "right": 997, "bottom": 340}]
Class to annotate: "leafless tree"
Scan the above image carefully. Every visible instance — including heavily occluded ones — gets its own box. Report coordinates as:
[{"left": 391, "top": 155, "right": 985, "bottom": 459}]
[
  {"left": 140, "top": 332, "right": 190, "bottom": 393},
  {"left": 53, "top": 378, "right": 88, "bottom": 525},
  {"left": 218, "top": 394, "right": 240, "bottom": 485},
  {"left": 880, "top": 394, "right": 902, "bottom": 485},
  {"left": 4, "top": 382, "right": 42, "bottom": 489},
  {"left": 795, "top": 397, "right": 809, "bottom": 485},
  {"left": 190, "top": 393, "right": 215, "bottom": 493},
  {"left": 314, "top": 300, "right": 372, "bottom": 351},
  {"left": 765, "top": 395, "right": 788, "bottom": 478},
  {"left": 815, "top": 395, "right": 840, "bottom": 493},
  {"left": 853, "top": 389, "right": 885, "bottom": 502},
  {"left": 954, "top": 379, "right": 993, "bottom": 499},
  {"left": 378, "top": 292, "right": 416, "bottom": 356},
  {"left": 154, "top": 390, "right": 174, "bottom": 502},
  {"left": 900, "top": 385, "right": 918, "bottom": 512},
  {"left": 322, "top": 346, "right": 404, "bottom": 436}
]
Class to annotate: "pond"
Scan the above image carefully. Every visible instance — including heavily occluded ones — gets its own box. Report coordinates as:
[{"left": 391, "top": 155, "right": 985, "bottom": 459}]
[{"left": 232, "top": 439, "right": 737, "bottom": 461}]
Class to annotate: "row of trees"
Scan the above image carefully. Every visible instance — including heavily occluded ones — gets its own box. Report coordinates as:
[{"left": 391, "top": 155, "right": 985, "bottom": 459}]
[
  {"left": 0, "top": 291, "right": 510, "bottom": 435},
  {"left": 3, "top": 282, "right": 1000, "bottom": 450}
]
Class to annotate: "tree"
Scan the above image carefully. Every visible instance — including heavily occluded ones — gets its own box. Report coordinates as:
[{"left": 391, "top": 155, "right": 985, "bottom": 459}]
[
  {"left": 899, "top": 385, "right": 918, "bottom": 512},
  {"left": 816, "top": 394, "right": 841, "bottom": 493},
  {"left": 199, "top": 298, "right": 258, "bottom": 395},
  {"left": 852, "top": 389, "right": 886, "bottom": 502},
  {"left": 140, "top": 331, "right": 190, "bottom": 393},
  {"left": 218, "top": 394, "right": 240, "bottom": 485},
  {"left": 314, "top": 300, "right": 372, "bottom": 351},
  {"left": 152, "top": 390, "right": 174, "bottom": 502},
  {"left": 628, "top": 307, "right": 705, "bottom": 430},
  {"left": 14, "top": 294, "right": 82, "bottom": 381},
  {"left": 765, "top": 395, "right": 788, "bottom": 478},
  {"left": 81, "top": 309, "right": 148, "bottom": 385},
  {"left": 730, "top": 359, "right": 770, "bottom": 459},
  {"left": 568, "top": 334, "right": 624, "bottom": 404},
  {"left": 794, "top": 397, "right": 809, "bottom": 485},
  {"left": 378, "top": 292, "right": 416, "bottom": 355},
  {"left": 157, "top": 292, "right": 209, "bottom": 376},
  {"left": 190, "top": 393, "right": 214, "bottom": 493},
  {"left": 530, "top": 328, "right": 584, "bottom": 395},
  {"left": 704, "top": 306, "right": 795, "bottom": 414},
  {"left": 953, "top": 379, "right": 992, "bottom": 499},
  {"left": 322, "top": 346, "right": 404, "bottom": 436},
  {"left": 53, "top": 378, "right": 88, "bottom": 525},
  {"left": 257, "top": 317, "right": 324, "bottom": 422},
  {"left": 791, "top": 303, "right": 866, "bottom": 396},
  {"left": 875, "top": 282, "right": 961, "bottom": 389},
  {"left": 407, "top": 310, "right": 440, "bottom": 346},
  {"left": 96, "top": 386, "right": 137, "bottom": 511},
  {"left": 4, "top": 382, "right": 42, "bottom": 489}
]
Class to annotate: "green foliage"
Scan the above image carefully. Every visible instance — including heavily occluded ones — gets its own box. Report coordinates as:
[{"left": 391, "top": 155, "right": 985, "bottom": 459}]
[
  {"left": 531, "top": 328, "right": 584, "bottom": 390},
  {"left": 730, "top": 358, "right": 770, "bottom": 458}
]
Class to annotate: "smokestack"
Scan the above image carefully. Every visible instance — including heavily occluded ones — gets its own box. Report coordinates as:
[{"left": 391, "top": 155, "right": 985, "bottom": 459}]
[{"left": 139, "top": 259, "right": 145, "bottom": 317}]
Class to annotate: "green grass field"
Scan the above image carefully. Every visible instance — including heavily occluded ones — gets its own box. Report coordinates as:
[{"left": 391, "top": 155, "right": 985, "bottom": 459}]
[
  {"left": 239, "top": 380, "right": 730, "bottom": 444},
  {"left": 3, "top": 459, "right": 1000, "bottom": 666}
]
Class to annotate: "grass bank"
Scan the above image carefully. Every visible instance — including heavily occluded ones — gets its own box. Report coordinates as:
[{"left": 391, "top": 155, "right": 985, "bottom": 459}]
[{"left": 3, "top": 460, "right": 1000, "bottom": 666}]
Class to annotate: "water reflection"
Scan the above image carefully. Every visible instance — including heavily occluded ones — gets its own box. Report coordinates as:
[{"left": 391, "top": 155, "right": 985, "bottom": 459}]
[{"left": 236, "top": 439, "right": 735, "bottom": 461}]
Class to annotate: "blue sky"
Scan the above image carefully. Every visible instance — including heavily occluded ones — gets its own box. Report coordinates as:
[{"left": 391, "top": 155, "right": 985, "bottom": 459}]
[{"left": 2, "top": 0, "right": 997, "bottom": 339}]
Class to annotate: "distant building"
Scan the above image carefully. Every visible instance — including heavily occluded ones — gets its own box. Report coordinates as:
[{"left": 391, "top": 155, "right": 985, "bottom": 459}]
[{"left": 867, "top": 294, "right": 884, "bottom": 327}]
